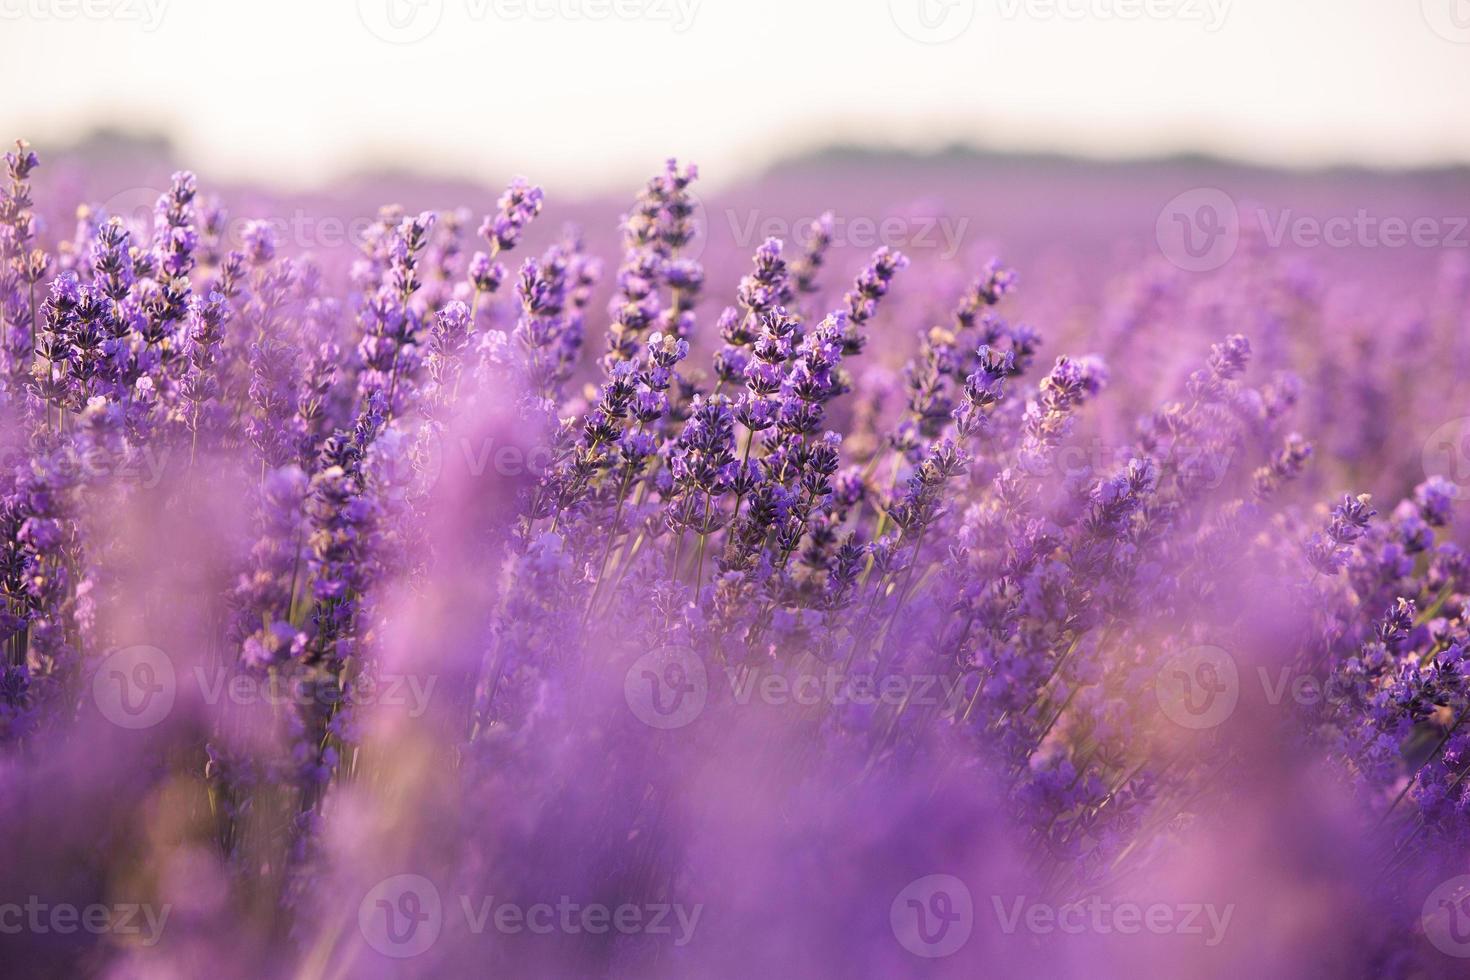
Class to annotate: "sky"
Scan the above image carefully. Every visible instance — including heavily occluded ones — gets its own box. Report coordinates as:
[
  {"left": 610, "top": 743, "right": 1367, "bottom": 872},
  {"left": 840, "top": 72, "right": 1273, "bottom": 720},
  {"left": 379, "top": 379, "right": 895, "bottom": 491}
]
[{"left": 2, "top": 0, "right": 1469, "bottom": 192}]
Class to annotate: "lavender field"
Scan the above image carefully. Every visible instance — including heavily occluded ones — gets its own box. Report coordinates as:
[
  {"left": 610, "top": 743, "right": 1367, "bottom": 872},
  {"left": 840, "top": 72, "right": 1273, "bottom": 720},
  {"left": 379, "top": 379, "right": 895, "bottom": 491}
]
[{"left": 1, "top": 135, "right": 1469, "bottom": 980}]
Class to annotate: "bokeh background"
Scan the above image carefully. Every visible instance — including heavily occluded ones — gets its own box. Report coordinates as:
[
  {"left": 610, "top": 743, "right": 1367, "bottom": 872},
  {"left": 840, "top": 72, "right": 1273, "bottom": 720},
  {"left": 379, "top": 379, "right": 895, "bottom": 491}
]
[
  {"left": 7, "top": 0, "right": 1470, "bottom": 188},
  {"left": 6, "top": 4, "right": 1470, "bottom": 978}
]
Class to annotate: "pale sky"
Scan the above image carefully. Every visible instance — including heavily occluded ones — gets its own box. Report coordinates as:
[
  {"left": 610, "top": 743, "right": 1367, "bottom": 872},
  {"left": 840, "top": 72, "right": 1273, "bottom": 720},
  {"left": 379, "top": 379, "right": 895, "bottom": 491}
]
[{"left": 3, "top": 0, "right": 1469, "bottom": 191}]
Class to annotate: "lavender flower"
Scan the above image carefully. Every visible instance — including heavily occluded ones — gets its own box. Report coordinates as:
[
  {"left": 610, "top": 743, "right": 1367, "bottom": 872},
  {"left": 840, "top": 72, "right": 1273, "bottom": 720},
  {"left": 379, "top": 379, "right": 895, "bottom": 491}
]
[{"left": 0, "top": 141, "right": 1463, "bottom": 980}]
